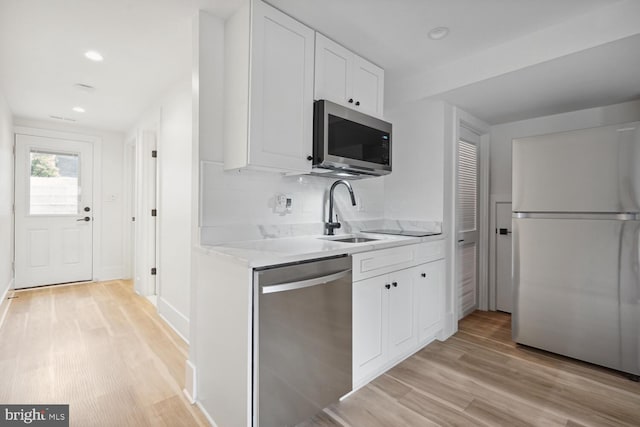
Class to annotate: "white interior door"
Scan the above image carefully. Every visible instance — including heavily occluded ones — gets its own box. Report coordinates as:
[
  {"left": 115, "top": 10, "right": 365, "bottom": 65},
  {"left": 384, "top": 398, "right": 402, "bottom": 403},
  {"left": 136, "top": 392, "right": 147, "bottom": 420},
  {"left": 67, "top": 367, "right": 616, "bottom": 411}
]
[
  {"left": 15, "top": 134, "right": 93, "bottom": 288},
  {"left": 495, "top": 202, "right": 513, "bottom": 312},
  {"left": 133, "top": 130, "right": 157, "bottom": 296},
  {"left": 456, "top": 126, "right": 480, "bottom": 319}
]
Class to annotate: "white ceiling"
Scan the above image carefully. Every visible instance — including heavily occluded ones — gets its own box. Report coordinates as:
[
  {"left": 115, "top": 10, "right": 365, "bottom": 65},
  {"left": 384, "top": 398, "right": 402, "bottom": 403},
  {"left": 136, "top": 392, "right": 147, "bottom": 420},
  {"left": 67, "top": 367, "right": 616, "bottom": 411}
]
[
  {"left": 0, "top": 0, "right": 638, "bottom": 131},
  {"left": 0, "top": 0, "right": 241, "bottom": 132},
  {"left": 268, "top": 0, "right": 620, "bottom": 73},
  {"left": 440, "top": 33, "right": 640, "bottom": 124}
]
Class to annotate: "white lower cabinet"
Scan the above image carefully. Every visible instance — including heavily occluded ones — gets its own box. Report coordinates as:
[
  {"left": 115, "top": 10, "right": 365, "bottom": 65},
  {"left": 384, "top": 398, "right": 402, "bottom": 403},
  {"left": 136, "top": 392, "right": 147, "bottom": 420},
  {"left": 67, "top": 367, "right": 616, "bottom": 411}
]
[
  {"left": 416, "top": 259, "right": 445, "bottom": 344},
  {"left": 353, "top": 274, "right": 388, "bottom": 380},
  {"left": 352, "top": 242, "right": 445, "bottom": 387},
  {"left": 387, "top": 268, "right": 417, "bottom": 360}
]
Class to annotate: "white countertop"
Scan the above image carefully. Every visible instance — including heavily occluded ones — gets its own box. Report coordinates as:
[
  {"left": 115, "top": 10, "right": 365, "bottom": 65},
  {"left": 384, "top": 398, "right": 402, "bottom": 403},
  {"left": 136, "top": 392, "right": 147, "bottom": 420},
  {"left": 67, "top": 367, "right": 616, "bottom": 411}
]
[{"left": 201, "top": 232, "right": 445, "bottom": 268}]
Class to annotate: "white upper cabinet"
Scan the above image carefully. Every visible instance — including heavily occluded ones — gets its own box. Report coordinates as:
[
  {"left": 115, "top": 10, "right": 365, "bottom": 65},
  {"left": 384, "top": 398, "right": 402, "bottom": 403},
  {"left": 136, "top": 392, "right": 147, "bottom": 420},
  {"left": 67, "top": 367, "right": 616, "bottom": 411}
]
[
  {"left": 224, "top": 0, "right": 315, "bottom": 173},
  {"left": 314, "top": 33, "right": 384, "bottom": 117}
]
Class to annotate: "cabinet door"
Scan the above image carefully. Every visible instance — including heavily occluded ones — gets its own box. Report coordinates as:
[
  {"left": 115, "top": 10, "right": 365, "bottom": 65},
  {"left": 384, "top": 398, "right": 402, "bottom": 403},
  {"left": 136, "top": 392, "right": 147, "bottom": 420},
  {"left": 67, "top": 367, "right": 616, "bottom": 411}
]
[
  {"left": 314, "top": 33, "right": 353, "bottom": 105},
  {"left": 352, "top": 55, "right": 384, "bottom": 117},
  {"left": 353, "top": 275, "right": 389, "bottom": 384},
  {"left": 415, "top": 260, "right": 445, "bottom": 344},
  {"left": 249, "top": 0, "right": 314, "bottom": 172},
  {"left": 387, "top": 268, "right": 417, "bottom": 360}
]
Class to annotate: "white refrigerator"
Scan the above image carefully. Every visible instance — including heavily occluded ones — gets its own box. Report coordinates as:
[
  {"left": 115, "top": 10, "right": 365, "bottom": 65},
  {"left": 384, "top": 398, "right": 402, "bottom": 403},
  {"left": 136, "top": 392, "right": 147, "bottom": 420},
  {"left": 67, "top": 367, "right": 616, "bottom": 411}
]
[{"left": 512, "top": 121, "right": 640, "bottom": 378}]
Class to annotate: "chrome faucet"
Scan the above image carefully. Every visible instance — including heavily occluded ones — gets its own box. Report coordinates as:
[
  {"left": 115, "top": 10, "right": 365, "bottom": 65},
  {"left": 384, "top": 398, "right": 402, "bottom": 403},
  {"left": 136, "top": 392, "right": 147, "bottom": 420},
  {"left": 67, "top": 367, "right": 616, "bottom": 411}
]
[{"left": 326, "top": 180, "right": 357, "bottom": 235}]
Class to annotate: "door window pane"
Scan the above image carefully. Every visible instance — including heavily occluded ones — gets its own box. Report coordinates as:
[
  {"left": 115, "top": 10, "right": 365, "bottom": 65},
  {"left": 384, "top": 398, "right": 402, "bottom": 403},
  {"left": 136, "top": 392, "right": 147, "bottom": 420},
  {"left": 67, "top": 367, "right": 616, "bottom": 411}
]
[{"left": 30, "top": 151, "right": 80, "bottom": 215}]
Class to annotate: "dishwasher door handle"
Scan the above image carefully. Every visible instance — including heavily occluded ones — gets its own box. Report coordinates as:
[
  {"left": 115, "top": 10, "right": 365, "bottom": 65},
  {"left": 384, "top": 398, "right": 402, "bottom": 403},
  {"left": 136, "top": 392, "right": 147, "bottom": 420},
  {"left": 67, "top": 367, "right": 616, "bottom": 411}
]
[{"left": 261, "top": 269, "right": 352, "bottom": 294}]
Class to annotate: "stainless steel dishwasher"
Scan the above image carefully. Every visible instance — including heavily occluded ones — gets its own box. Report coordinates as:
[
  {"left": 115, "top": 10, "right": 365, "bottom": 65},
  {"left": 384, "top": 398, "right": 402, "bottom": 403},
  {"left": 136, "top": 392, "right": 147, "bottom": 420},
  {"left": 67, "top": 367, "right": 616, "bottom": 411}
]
[{"left": 253, "top": 255, "right": 352, "bottom": 427}]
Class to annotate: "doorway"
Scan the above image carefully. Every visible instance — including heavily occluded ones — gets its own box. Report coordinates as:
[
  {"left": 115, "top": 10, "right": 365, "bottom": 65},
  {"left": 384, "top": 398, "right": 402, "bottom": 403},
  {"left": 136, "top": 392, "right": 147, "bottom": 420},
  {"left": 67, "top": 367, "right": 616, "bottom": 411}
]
[
  {"left": 456, "top": 125, "right": 481, "bottom": 318},
  {"left": 449, "top": 108, "right": 490, "bottom": 323},
  {"left": 14, "top": 132, "right": 95, "bottom": 288},
  {"left": 132, "top": 130, "right": 158, "bottom": 298}
]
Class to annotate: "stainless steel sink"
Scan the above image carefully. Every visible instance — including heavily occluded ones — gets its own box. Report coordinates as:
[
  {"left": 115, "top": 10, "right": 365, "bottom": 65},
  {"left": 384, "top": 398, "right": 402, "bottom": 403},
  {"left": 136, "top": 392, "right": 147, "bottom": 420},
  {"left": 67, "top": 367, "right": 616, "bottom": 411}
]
[{"left": 328, "top": 237, "right": 379, "bottom": 243}]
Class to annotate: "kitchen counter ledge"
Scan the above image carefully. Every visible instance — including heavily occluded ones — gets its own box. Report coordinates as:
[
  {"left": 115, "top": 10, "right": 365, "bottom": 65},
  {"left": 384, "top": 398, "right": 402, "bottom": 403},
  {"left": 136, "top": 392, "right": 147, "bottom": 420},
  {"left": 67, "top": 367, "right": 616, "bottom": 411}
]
[{"left": 199, "top": 232, "right": 445, "bottom": 268}]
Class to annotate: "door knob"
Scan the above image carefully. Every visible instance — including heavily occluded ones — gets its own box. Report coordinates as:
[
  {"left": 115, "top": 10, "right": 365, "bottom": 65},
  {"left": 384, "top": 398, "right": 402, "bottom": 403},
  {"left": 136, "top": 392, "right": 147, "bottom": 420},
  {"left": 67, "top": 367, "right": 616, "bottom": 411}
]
[
  {"left": 84, "top": 207, "right": 91, "bottom": 212},
  {"left": 385, "top": 284, "right": 391, "bottom": 289},
  {"left": 392, "top": 282, "right": 398, "bottom": 287},
  {"left": 355, "top": 101, "right": 360, "bottom": 106},
  {"left": 421, "top": 273, "right": 426, "bottom": 278},
  {"left": 348, "top": 98, "right": 354, "bottom": 103},
  {"left": 76, "top": 216, "right": 91, "bottom": 222}
]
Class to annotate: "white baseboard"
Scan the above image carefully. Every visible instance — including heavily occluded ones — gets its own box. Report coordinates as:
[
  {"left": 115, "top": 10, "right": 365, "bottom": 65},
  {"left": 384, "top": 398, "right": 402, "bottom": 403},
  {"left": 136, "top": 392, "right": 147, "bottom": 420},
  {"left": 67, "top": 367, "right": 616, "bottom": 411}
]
[
  {"left": 183, "top": 359, "right": 197, "bottom": 404},
  {"left": 157, "top": 296, "right": 190, "bottom": 343},
  {"left": 0, "top": 278, "right": 15, "bottom": 329},
  {"left": 195, "top": 400, "right": 219, "bottom": 427}
]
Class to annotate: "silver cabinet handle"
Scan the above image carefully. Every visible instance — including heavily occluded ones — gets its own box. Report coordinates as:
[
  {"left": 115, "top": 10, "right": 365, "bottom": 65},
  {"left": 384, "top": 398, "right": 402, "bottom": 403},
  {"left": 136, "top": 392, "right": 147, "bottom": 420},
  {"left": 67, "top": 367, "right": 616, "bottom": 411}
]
[{"left": 261, "top": 269, "right": 351, "bottom": 294}]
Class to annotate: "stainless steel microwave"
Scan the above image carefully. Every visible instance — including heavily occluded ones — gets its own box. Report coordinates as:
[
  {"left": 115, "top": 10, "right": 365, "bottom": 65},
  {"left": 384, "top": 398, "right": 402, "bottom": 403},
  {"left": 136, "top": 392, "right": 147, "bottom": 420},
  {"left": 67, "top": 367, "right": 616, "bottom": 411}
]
[{"left": 312, "top": 100, "right": 392, "bottom": 178}]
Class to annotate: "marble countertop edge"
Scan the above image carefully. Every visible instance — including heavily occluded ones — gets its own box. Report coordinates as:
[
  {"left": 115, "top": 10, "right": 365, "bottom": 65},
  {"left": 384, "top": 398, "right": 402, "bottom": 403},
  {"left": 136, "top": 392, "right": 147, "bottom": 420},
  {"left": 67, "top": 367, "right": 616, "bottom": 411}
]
[{"left": 199, "top": 232, "right": 445, "bottom": 268}]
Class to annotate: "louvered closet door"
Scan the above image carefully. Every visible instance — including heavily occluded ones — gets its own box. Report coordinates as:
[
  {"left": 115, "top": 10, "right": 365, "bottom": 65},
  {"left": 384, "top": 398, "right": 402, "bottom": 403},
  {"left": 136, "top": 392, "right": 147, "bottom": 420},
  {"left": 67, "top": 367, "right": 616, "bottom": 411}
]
[{"left": 456, "top": 126, "right": 480, "bottom": 319}]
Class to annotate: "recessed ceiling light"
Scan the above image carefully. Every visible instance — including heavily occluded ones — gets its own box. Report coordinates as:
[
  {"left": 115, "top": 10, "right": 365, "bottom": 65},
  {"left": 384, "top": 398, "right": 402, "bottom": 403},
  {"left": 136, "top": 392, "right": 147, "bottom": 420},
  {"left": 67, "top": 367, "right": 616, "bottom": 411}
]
[
  {"left": 74, "top": 83, "right": 96, "bottom": 93},
  {"left": 50, "top": 115, "right": 76, "bottom": 122},
  {"left": 84, "top": 50, "right": 104, "bottom": 62},
  {"left": 428, "top": 27, "right": 450, "bottom": 40},
  {"left": 72, "top": 106, "right": 86, "bottom": 113}
]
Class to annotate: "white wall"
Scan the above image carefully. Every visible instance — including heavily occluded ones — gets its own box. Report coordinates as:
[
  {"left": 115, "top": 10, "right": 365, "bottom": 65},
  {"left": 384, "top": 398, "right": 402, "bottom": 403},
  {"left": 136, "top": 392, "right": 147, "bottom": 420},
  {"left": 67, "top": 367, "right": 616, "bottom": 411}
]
[
  {"left": 490, "top": 99, "right": 640, "bottom": 198},
  {"left": 158, "top": 79, "right": 193, "bottom": 340},
  {"left": 200, "top": 163, "right": 385, "bottom": 243},
  {"left": 13, "top": 118, "right": 126, "bottom": 281},
  {"left": 129, "top": 77, "right": 193, "bottom": 341},
  {"left": 0, "top": 91, "right": 13, "bottom": 301},
  {"left": 384, "top": 99, "right": 446, "bottom": 223}
]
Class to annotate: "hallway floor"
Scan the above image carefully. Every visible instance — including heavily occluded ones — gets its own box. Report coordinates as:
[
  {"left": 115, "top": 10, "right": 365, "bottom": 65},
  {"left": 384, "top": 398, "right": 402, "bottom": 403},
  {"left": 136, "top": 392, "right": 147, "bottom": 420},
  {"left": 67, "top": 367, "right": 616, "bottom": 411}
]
[{"left": 0, "top": 280, "right": 208, "bottom": 426}]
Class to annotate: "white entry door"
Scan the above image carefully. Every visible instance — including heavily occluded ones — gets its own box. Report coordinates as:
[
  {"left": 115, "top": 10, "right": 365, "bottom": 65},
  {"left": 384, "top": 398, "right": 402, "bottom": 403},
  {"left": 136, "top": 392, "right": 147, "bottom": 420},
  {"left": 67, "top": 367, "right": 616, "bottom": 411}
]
[
  {"left": 456, "top": 126, "right": 480, "bottom": 319},
  {"left": 15, "top": 134, "right": 94, "bottom": 288}
]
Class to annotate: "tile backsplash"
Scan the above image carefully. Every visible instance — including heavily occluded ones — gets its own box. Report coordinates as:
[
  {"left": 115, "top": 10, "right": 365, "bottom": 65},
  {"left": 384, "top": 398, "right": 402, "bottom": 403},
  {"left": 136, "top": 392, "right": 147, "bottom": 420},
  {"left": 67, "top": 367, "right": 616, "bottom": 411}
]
[{"left": 199, "top": 161, "right": 440, "bottom": 245}]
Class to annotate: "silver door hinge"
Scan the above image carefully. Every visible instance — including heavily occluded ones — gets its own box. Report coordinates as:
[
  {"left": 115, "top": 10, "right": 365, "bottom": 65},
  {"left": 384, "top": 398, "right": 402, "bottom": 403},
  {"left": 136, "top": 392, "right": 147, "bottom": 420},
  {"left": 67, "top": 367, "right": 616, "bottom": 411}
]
[
  {"left": 151, "top": 209, "right": 157, "bottom": 217},
  {"left": 151, "top": 267, "right": 157, "bottom": 275},
  {"left": 152, "top": 150, "right": 157, "bottom": 158}
]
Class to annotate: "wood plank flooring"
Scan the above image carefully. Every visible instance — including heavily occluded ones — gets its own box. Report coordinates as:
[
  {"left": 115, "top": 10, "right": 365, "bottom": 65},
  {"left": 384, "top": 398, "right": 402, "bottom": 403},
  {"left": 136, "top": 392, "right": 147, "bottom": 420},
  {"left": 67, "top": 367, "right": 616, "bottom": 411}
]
[
  {"left": 0, "top": 280, "right": 209, "bottom": 427},
  {"left": 2, "top": 284, "right": 639, "bottom": 427},
  {"left": 305, "top": 311, "right": 640, "bottom": 427}
]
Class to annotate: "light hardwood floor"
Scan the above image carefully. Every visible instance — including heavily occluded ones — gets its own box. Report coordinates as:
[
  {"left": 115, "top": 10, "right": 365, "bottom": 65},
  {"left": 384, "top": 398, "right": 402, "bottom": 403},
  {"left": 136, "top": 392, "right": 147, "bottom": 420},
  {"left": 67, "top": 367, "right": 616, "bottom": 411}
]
[
  {"left": 0, "top": 280, "right": 209, "bottom": 427},
  {"left": 2, "top": 284, "right": 639, "bottom": 427},
  {"left": 304, "top": 311, "right": 640, "bottom": 427}
]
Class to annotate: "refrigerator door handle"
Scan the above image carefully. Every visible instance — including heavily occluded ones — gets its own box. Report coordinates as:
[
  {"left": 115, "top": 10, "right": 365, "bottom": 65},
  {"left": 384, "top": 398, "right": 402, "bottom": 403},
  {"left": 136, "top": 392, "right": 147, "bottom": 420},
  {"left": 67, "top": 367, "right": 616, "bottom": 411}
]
[{"left": 513, "top": 212, "right": 640, "bottom": 220}]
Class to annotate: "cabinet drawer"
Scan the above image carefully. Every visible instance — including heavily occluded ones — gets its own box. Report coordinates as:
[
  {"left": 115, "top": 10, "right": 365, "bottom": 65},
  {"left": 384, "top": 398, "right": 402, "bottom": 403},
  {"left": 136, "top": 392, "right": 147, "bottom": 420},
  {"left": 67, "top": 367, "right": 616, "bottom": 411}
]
[
  {"left": 415, "top": 240, "right": 445, "bottom": 264},
  {"left": 352, "top": 240, "right": 444, "bottom": 282}
]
